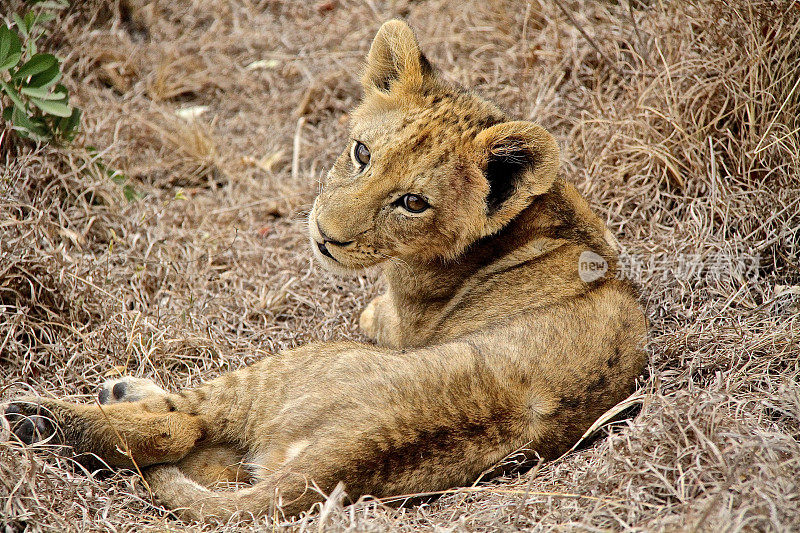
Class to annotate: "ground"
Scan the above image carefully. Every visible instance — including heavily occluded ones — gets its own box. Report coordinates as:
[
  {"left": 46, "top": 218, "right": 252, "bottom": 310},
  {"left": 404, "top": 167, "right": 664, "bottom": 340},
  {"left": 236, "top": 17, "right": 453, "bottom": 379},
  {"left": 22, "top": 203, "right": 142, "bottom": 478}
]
[{"left": 1, "top": 0, "right": 799, "bottom": 531}]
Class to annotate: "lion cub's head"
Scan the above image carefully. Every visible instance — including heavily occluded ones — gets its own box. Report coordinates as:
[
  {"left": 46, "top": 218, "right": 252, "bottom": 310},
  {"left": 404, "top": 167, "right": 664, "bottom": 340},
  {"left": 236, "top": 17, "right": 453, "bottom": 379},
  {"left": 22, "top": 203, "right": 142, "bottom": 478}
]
[{"left": 309, "top": 20, "right": 559, "bottom": 272}]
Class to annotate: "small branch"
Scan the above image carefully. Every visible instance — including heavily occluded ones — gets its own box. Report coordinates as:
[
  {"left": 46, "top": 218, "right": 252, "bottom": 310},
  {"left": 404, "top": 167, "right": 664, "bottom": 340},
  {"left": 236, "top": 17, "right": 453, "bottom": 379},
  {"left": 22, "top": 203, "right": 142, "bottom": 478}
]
[
  {"left": 628, "top": 0, "right": 652, "bottom": 67},
  {"left": 292, "top": 116, "right": 306, "bottom": 181},
  {"left": 552, "top": 0, "right": 624, "bottom": 77}
]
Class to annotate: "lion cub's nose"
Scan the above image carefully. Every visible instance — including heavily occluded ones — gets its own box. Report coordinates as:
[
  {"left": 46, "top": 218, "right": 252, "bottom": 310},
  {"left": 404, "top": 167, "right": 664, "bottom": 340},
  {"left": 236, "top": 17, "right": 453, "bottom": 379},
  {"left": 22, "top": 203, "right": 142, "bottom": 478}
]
[{"left": 317, "top": 222, "right": 353, "bottom": 247}]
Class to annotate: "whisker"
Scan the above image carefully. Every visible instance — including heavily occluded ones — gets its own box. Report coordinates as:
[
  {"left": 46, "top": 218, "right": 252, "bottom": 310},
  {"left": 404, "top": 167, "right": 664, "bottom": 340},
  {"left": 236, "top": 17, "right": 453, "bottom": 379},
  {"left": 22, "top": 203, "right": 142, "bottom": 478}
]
[{"left": 375, "top": 250, "right": 416, "bottom": 280}]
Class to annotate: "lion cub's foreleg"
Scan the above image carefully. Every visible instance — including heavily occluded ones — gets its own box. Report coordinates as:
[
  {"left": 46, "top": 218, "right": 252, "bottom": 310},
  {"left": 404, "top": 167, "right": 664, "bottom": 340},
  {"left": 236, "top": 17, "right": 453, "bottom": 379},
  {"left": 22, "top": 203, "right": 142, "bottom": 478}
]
[
  {"left": 98, "top": 377, "right": 250, "bottom": 486},
  {"left": 5, "top": 377, "right": 250, "bottom": 486},
  {"left": 359, "top": 292, "right": 402, "bottom": 347},
  {"left": 4, "top": 393, "right": 203, "bottom": 468}
]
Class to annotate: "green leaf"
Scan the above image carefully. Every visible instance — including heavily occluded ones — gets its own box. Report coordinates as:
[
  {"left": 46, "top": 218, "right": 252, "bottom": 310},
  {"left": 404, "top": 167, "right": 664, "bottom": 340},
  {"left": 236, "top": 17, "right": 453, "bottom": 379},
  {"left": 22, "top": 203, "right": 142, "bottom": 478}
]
[
  {"left": 14, "top": 127, "right": 51, "bottom": 142},
  {"left": 56, "top": 106, "right": 80, "bottom": 139},
  {"left": 11, "top": 104, "right": 36, "bottom": 129},
  {"left": 12, "top": 104, "right": 51, "bottom": 141},
  {"left": 12, "top": 53, "right": 57, "bottom": 80},
  {"left": 2, "top": 106, "right": 12, "bottom": 122},
  {"left": 34, "top": 12, "right": 58, "bottom": 25},
  {"left": 27, "top": 63, "right": 61, "bottom": 88},
  {"left": 0, "top": 26, "right": 9, "bottom": 60},
  {"left": 1, "top": 25, "right": 20, "bottom": 59},
  {"left": 0, "top": 25, "right": 22, "bottom": 71},
  {"left": 12, "top": 14, "right": 28, "bottom": 40},
  {"left": 20, "top": 84, "right": 66, "bottom": 100},
  {"left": 54, "top": 83, "right": 68, "bottom": 97},
  {"left": 0, "top": 79, "right": 26, "bottom": 110},
  {"left": 0, "top": 51, "right": 22, "bottom": 72},
  {"left": 27, "top": 0, "right": 69, "bottom": 9},
  {"left": 29, "top": 96, "right": 72, "bottom": 117}
]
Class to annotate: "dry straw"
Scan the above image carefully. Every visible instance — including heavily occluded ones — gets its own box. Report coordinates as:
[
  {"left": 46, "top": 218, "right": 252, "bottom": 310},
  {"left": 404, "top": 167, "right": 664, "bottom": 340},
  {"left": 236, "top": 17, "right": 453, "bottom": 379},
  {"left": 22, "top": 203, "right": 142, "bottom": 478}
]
[{"left": 1, "top": 0, "right": 798, "bottom": 531}]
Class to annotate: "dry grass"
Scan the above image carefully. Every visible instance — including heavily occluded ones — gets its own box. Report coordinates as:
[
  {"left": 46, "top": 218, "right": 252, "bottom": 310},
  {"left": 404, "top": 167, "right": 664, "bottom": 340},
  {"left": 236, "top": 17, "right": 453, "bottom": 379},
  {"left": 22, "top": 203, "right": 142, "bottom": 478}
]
[{"left": 1, "top": 0, "right": 798, "bottom": 531}]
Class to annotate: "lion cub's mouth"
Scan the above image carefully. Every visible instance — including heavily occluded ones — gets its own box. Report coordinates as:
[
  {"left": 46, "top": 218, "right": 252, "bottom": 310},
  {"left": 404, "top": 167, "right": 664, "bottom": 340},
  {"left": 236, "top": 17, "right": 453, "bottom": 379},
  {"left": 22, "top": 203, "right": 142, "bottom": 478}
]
[
  {"left": 309, "top": 236, "right": 372, "bottom": 275},
  {"left": 308, "top": 207, "right": 380, "bottom": 273},
  {"left": 308, "top": 225, "right": 362, "bottom": 272},
  {"left": 309, "top": 221, "right": 349, "bottom": 268},
  {"left": 315, "top": 240, "right": 338, "bottom": 261}
]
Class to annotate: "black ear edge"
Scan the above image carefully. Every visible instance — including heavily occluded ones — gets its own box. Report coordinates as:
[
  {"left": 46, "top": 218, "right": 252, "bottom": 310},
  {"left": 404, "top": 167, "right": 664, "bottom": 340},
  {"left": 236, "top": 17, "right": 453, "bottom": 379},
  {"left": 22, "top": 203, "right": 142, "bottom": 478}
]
[
  {"left": 419, "top": 52, "right": 435, "bottom": 77},
  {"left": 484, "top": 146, "right": 535, "bottom": 213}
]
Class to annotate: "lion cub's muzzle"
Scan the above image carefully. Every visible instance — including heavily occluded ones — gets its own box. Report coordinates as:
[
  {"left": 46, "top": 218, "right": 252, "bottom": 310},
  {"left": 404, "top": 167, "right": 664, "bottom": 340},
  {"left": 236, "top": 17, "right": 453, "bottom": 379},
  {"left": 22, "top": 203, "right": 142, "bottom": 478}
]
[
  {"left": 308, "top": 215, "right": 363, "bottom": 273},
  {"left": 310, "top": 219, "right": 351, "bottom": 262}
]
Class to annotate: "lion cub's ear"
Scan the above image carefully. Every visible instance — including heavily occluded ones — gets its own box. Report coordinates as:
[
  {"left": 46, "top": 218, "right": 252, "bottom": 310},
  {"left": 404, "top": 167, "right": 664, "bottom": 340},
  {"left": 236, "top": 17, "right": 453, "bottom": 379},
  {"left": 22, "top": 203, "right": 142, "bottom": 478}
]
[
  {"left": 475, "top": 121, "right": 560, "bottom": 228},
  {"left": 362, "top": 20, "right": 434, "bottom": 94}
]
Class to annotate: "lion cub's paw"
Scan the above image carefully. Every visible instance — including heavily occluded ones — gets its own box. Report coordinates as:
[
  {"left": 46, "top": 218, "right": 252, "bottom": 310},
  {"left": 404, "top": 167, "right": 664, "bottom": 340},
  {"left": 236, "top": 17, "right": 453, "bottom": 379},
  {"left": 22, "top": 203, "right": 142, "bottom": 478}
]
[
  {"left": 98, "top": 377, "right": 167, "bottom": 405},
  {"left": 359, "top": 298, "right": 379, "bottom": 339},
  {"left": 3, "top": 398, "right": 58, "bottom": 445}
]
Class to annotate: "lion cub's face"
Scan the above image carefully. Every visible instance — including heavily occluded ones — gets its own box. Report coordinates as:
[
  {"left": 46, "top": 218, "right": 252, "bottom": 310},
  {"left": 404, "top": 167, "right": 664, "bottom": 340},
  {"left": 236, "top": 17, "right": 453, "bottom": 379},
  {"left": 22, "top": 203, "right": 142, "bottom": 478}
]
[
  {"left": 309, "top": 97, "right": 491, "bottom": 272},
  {"left": 309, "top": 21, "right": 559, "bottom": 272}
]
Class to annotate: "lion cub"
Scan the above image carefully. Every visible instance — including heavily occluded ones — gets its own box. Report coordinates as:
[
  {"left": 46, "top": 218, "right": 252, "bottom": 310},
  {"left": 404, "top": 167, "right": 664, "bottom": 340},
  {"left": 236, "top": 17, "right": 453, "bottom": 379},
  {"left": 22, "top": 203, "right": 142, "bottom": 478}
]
[{"left": 4, "top": 20, "right": 647, "bottom": 522}]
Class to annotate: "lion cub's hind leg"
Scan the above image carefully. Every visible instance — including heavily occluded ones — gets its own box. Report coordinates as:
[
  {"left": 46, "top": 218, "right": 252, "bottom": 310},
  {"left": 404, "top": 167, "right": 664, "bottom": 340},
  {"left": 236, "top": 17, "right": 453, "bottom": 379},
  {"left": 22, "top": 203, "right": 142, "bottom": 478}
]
[{"left": 175, "top": 445, "right": 252, "bottom": 487}]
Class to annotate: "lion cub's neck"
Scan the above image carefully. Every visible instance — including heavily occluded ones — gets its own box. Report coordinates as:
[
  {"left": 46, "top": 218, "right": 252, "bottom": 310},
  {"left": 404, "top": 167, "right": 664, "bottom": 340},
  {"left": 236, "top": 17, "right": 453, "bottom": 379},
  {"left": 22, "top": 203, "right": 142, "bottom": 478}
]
[{"left": 381, "top": 179, "right": 617, "bottom": 346}]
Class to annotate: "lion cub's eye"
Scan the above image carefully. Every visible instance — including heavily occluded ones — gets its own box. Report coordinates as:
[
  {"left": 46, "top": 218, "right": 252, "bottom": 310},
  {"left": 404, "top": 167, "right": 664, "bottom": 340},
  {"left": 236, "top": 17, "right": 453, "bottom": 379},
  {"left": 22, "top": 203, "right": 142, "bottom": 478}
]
[
  {"left": 400, "top": 194, "right": 429, "bottom": 213},
  {"left": 352, "top": 141, "right": 371, "bottom": 168}
]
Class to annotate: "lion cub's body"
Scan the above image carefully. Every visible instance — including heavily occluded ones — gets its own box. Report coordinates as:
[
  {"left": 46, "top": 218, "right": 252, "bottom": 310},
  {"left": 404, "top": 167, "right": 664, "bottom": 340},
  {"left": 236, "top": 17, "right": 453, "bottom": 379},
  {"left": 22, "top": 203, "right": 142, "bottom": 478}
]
[{"left": 5, "top": 21, "right": 647, "bottom": 522}]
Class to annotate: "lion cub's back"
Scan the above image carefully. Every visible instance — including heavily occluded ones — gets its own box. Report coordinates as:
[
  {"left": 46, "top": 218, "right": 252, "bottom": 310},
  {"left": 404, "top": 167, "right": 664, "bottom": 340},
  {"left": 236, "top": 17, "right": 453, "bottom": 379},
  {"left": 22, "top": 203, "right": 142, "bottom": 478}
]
[{"left": 466, "top": 278, "right": 647, "bottom": 458}]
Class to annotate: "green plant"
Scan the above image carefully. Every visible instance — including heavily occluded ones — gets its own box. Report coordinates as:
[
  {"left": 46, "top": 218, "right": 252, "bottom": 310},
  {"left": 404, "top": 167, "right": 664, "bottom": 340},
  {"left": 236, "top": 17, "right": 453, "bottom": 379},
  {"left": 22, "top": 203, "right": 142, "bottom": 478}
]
[
  {"left": 86, "top": 146, "right": 143, "bottom": 202},
  {"left": 0, "top": 0, "right": 80, "bottom": 143}
]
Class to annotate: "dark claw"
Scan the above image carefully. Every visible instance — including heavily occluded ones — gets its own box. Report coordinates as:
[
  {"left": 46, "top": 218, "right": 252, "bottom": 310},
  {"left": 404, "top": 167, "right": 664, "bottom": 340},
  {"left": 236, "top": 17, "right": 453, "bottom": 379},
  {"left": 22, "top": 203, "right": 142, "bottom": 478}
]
[
  {"left": 98, "top": 387, "right": 110, "bottom": 405},
  {"left": 112, "top": 381, "right": 127, "bottom": 401},
  {"left": 5, "top": 402, "right": 56, "bottom": 444}
]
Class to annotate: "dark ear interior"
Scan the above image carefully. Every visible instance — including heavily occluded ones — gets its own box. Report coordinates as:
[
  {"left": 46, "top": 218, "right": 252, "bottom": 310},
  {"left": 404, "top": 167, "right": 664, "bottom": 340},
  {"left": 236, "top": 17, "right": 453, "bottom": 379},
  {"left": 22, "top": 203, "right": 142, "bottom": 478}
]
[
  {"left": 485, "top": 147, "right": 533, "bottom": 213},
  {"left": 476, "top": 121, "right": 559, "bottom": 221}
]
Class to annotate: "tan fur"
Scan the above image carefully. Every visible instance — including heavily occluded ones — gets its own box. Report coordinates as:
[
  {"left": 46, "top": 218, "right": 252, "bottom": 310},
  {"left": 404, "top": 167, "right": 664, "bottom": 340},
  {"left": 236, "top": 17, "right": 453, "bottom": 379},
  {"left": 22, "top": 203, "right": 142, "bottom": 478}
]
[{"left": 4, "top": 20, "right": 647, "bottom": 523}]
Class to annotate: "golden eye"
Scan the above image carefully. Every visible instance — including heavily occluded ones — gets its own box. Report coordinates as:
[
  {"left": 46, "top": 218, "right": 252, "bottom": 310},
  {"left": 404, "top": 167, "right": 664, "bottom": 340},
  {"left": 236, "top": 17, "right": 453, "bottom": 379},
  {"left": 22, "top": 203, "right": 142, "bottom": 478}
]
[
  {"left": 401, "top": 194, "right": 429, "bottom": 213},
  {"left": 353, "top": 141, "right": 370, "bottom": 167}
]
